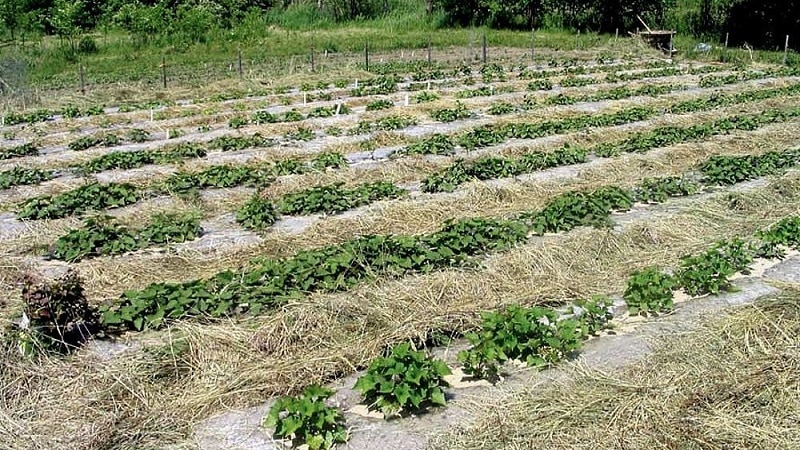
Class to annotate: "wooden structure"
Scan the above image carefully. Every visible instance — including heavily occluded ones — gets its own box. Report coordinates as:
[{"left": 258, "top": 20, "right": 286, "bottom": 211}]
[{"left": 632, "top": 15, "right": 677, "bottom": 55}]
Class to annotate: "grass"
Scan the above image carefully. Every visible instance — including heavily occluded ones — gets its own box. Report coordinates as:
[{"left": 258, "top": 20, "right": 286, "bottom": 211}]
[{"left": 431, "top": 288, "right": 800, "bottom": 449}]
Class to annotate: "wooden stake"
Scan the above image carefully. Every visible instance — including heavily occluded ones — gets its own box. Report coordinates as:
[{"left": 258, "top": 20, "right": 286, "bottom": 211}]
[
  {"left": 531, "top": 28, "right": 535, "bottom": 61},
  {"left": 785, "top": 35, "right": 790, "bottom": 65},
  {"left": 482, "top": 32, "right": 487, "bottom": 64},
  {"left": 310, "top": 48, "right": 315, "bottom": 72},
  {"left": 237, "top": 48, "right": 243, "bottom": 78},
  {"left": 724, "top": 33, "right": 729, "bottom": 48},
  {"left": 427, "top": 37, "right": 432, "bottom": 64},
  {"left": 615, "top": 28, "right": 619, "bottom": 41},
  {"left": 365, "top": 41, "right": 370, "bottom": 71},
  {"left": 161, "top": 56, "right": 167, "bottom": 89},
  {"left": 79, "top": 65, "right": 85, "bottom": 94}
]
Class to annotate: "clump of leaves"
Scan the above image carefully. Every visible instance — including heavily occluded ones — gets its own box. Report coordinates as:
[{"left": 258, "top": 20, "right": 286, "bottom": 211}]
[
  {"left": 0, "top": 167, "right": 54, "bottom": 190},
  {"left": 367, "top": 98, "right": 394, "bottom": 111},
  {"left": 458, "top": 305, "right": 583, "bottom": 381},
  {"left": 286, "top": 127, "right": 315, "bottom": 141},
  {"left": 312, "top": 151, "right": 347, "bottom": 170},
  {"left": 0, "top": 143, "right": 39, "bottom": 160},
  {"left": 487, "top": 102, "right": 515, "bottom": 115},
  {"left": 676, "top": 239, "right": 754, "bottom": 296},
  {"left": 401, "top": 133, "right": 455, "bottom": 156},
  {"left": 414, "top": 91, "right": 440, "bottom": 103},
  {"left": 754, "top": 217, "right": 800, "bottom": 259},
  {"left": 67, "top": 134, "right": 104, "bottom": 151},
  {"left": 430, "top": 101, "right": 471, "bottom": 122},
  {"left": 527, "top": 80, "right": 554, "bottom": 91},
  {"left": 264, "top": 385, "right": 348, "bottom": 450},
  {"left": 623, "top": 267, "right": 676, "bottom": 316},
  {"left": 126, "top": 128, "right": 150, "bottom": 143},
  {"left": 283, "top": 109, "right": 305, "bottom": 122},
  {"left": 634, "top": 176, "right": 700, "bottom": 203},
  {"left": 354, "top": 342, "right": 451, "bottom": 417},
  {"left": 15, "top": 270, "right": 101, "bottom": 355},
  {"left": 236, "top": 195, "right": 279, "bottom": 231},
  {"left": 228, "top": 116, "right": 249, "bottom": 129},
  {"left": 18, "top": 182, "right": 139, "bottom": 220}
]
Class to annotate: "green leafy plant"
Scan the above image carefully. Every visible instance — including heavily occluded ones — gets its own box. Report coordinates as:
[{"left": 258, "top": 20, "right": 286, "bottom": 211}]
[
  {"left": 458, "top": 305, "right": 583, "bottom": 381},
  {"left": 623, "top": 267, "right": 676, "bottom": 316},
  {"left": 283, "top": 109, "right": 305, "bottom": 122},
  {"left": 354, "top": 342, "right": 451, "bottom": 417},
  {"left": 264, "top": 385, "right": 348, "bottom": 450},
  {"left": 430, "top": 101, "right": 471, "bottom": 122},
  {"left": 676, "top": 239, "right": 754, "bottom": 296},
  {"left": 414, "top": 91, "right": 440, "bottom": 103},
  {"left": 400, "top": 134, "right": 455, "bottom": 156},
  {"left": 236, "top": 195, "right": 279, "bottom": 231},
  {"left": 126, "top": 128, "right": 150, "bottom": 143},
  {"left": 228, "top": 116, "right": 249, "bottom": 129},
  {"left": 634, "top": 177, "right": 700, "bottom": 203},
  {"left": 18, "top": 183, "right": 139, "bottom": 220},
  {"left": 0, "top": 167, "right": 54, "bottom": 190},
  {"left": 0, "top": 143, "right": 38, "bottom": 160},
  {"left": 487, "top": 102, "right": 515, "bottom": 115},
  {"left": 366, "top": 99, "right": 394, "bottom": 111}
]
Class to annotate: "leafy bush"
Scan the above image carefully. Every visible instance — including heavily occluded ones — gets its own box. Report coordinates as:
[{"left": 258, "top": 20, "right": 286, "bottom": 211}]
[
  {"left": 676, "top": 239, "right": 754, "bottom": 296},
  {"left": 414, "top": 91, "right": 440, "bottom": 103},
  {"left": 401, "top": 134, "right": 455, "bottom": 156},
  {"left": 311, "top": 151, "right": 347, "bottom": 170},
  {"left": 264, "top": 385, "right": 348, "bottom": 450},
  {"left": 228, "top": 116, "right": 249, "bottom": 129},
  {"left": 18, "top": 183, "right": 139, "bottom": 220},
  {"left": 366, "top": 99, "right": 394, "bottom": 111},
  {"left": 430, "top": 102, "right": 471, "bottom": 122},
  {"left": 50, "top": 213, "right": 201, "bottom": 262},
  {"left": 459, "top": 305, "right": 582, "bottom": 381},
  {"left": 754, "top": 217, "right": 800, "bottom": 259},
  {"left": 0, "top": 167, "right": 54, "bottom": 190},
  {"left": 354, "top": 342, "right": 451, "bottom": 417},
  {"left": 126, "top": 129, "right": 150, "bottom": 143},
  {"left": 15, "top": 270, "right": 100, "bottom": 355},
  {"left": 487, "top": 102, "right": 515, "bottom": 115},
  {"left": 283, "top": 109, "right": 305, "bottom": 122},
  {"left": 634, "top": 177, "right": 700, "bottom": 203},
  {"left": 0, "top": 143, "right": 39, "bottom": 160},
  {"left": 68, "top": 134, "right": 104, "bottom": 151},
  {"left": 277, "top": 181, "right": 405, "bottom": 216},
  {"left": 623, "top": 267, "right": 676, "bottom": 316},
  {"left": 236, "top": 195, "right": 279, "bottom": 231}
]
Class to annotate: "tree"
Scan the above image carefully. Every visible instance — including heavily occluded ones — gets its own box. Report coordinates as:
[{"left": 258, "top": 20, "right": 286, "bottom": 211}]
[
  {"left": 0, "top": 0, "right": 22, "bottom": 39},
  {"left": 49, "top": 0, "right": 86, "bottom": 53}
]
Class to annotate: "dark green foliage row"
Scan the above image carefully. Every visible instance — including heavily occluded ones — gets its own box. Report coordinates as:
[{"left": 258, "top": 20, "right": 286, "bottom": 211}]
[
  {"left": 0, "top": 167, "right": 55, "bottom": 190},
  {"left": 700, "top": 149, "right": 800, "bottom": 185},
  {"left": 0, "top": 143, "right": 39, "bottom": 160},
  {"left": 17, "top": 182, "right": 140, "bottom": 220},
  {"left": 80, "top": 143, "right": 207, "bottom": 173},
  {"left": 50, "top": 213, "right": 202, "bottom": 262},
  {"left": 235, "top": 181, "right": 407, "bottom": 231},
  {"left": 419, "top": 94, "right": 800, "bottom": 193},
  {"left": 100, "top": 143, "right": 800, "bottom": 332}
]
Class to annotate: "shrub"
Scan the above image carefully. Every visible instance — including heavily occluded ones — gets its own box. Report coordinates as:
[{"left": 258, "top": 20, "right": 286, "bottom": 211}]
[
  {"left": 263, "top": 385, "right": 348, "bottom": 450},
  {"left": 354, "top": 342, "right": 451, "bottom": 417}
]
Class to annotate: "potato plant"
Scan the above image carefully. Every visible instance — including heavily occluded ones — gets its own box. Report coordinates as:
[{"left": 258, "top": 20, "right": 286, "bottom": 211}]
[
  {"left": 0, "top": 143, "right": 38, "bottom": 160},
  {"left": 354, "top": 342, "right": 451, "bottom": 417},
  {"left": 0, "top": 167, "right": 54, "bottom": 190},
  {"left": 17, "top": 182, "right": 139, "bottom": 220},
  {"left": 264, "top": 385, "right": 348, "bottom": 450},
  {"left": 623, "top": 267, "right": 676, "bottom": 316}
]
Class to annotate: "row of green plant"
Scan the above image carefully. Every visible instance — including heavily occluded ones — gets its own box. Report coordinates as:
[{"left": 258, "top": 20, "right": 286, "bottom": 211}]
[
  {"left": 229, "top": 104, "right": 351, "bottom": 129},
  {"left": 16, "top": 151, "right": 348, "bottom": 220},
  {"left": 96, "top": 182, "right": 664, "bottom": 332},
  {"left": 265, "top": 290, "right": 613, "bottom": 448},
  {"left": 79, "top": 143, "right": 207, "bottom": 174},
  {"left": 67, "top": 130, "right": 152, "bottom": 152},
  {"left": 0, "top": 167, "right": 55, "bottom": 190},
  {"left": 421, "top": 105, "right": 800, "bottom": 193},
  {"left": 49, "top": 213, "right": 202, "bottom": 262},
  {"left": 624, "top": 216, "right": 800, "bottom": 315},
  {"left": 349, "top": 115, "right": 419, "bottom": 134},
  {"left": 235, "top": 181, "right": 407, "bottom": 231},
  {"left": 0, "top": 143, "right": 39, "bottom": 160},
  {"left": 401, "top": 80, "right": 800, "bottom": 159},
  {"left": 518, "top": 59, "right": 673, "bottom": 80},
  {"left": 2, "top": 105, "right": 105, "bottom": 126},
  {"left": 101, "top": 142, "right": 800, "bottom": 331}
]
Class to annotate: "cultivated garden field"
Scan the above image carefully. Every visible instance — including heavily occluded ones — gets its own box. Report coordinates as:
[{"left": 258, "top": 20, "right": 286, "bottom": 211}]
[{"left": 2, "top": 35, "right": 800, "bottom": 450}]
